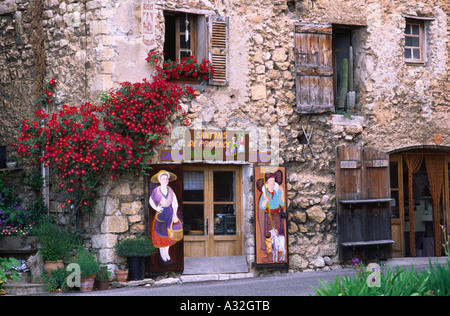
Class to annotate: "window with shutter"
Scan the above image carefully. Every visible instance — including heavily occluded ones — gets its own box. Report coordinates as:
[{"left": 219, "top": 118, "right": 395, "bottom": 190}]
[
  {"left": 163, "top": 12, "right": 229, "bottom": 87},
  {"left": 294, "top": 23, "right": 333, "bottom": 114},
  {"left": 208, "top": 16, "right": 229, "bottom": 86}
]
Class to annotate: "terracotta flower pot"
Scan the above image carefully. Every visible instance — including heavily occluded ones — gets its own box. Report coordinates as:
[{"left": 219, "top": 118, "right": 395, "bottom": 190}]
[
  {"left": 43, "top": 260, "right": 64, "bottom": 276},
  {"left": 114, "top": 269, "right": 128, "bottom": 282},
  {"left": 80, "top": 274, "right": 96, "bottom": 292}
]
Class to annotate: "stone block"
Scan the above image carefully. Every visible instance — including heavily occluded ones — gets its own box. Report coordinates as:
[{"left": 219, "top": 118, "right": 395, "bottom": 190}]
[
  {"left": 98, "top": 248, "right": 116, "bottom": 264},
  {"left": 105, "top": 197, "right": 119, "bottom": 215},
  {"left": 251, "top": 85, "right": 267, "bottom": 100},
  {"left": 101, "top": 215, "right": 129, "bottom": 233},
  {"left": 0, "top": 0, "right": 17, "bottom": 15},
  {"left": 121, "top": 201, "right": 142, "bottom": 215},
  {"left": 306, "top": 205, "right": 326, "bottom": 223},
  {"left": 92, "top": 234, "right": 118, "bottom": 249}
]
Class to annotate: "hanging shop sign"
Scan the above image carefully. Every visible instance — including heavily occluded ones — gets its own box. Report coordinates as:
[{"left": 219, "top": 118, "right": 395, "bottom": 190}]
[
  {"left": 254, "top": 165, "right": 288, "bottom": 268},
  {"left": 160, "top": 129, "right": 273, "bottom": 163}
]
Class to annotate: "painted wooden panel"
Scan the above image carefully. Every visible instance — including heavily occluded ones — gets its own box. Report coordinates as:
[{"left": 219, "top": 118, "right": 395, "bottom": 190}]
[
  {"left": 254, "top": 166, "right": 288, "bottom": 268},
  {"left": 146, "top": 165, "right": 184, "bottom": 274}
]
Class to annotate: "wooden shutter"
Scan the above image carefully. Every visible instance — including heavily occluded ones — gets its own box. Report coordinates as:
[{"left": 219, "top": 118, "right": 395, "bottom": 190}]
[
  {"left": 294, "top": 23, "right": 333, "bottom": 114},
  {"left": 208, "top": 16, "right": 229, "bottom": 86}
]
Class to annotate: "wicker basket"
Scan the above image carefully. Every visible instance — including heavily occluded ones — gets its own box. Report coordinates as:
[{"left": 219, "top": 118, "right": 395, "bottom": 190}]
[{"left": 168, "top": 220, "right": 183, "bottom": 241}]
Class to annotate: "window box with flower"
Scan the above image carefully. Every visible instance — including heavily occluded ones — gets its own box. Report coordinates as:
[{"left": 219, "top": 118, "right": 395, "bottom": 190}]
[{"left": 146, "top": 52, "right": 214, "bottom": 86}]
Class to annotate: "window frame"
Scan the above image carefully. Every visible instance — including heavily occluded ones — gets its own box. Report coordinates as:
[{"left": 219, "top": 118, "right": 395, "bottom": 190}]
[
  {"left": 404, "top": 19, "right": 425, "bottom": 63},
  {"left": 332, "top": 27, "right": 353, "bottom": 110},
  {"left": 163, "top": 12, "right": 198, "bottom": 62}
]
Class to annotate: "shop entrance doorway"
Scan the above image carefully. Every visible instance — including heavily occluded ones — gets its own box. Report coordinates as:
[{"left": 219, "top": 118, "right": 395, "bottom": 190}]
[
  {"left": 182, "top": 165, "right": 244, "bottom": 257},
  {"left": 390, "top": 150, "right": 450, "bottom": 257}
]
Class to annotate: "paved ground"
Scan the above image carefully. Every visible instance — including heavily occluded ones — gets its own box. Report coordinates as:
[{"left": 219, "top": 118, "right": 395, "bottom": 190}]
[{"left": 33, "top": 256, "right": 448, "bottom": 298}]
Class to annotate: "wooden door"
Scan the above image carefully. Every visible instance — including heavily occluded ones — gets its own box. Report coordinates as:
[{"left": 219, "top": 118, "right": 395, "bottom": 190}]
[
  {"left": 335, "top": 145, "right": 393, "bottom": 261},
  {"left": 390, "top": 154, "right": 405, "bottom": 257},
  {"left": 183, "top": 165, "right": 243, "bottom": 257}
]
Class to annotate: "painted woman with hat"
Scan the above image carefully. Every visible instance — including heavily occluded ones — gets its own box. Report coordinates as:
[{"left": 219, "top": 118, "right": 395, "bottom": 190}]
[
  {"left": 256, "top": 169, "right": 285, "bottom": 257},
  {"left": 149, "top": 170, "right": 182, "bottom": 263}
]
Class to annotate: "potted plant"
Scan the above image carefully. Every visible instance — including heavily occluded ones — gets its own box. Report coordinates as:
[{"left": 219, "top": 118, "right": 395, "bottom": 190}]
[
  {"left": 74, "top": 248, "right": 100, "bottom": 292},
  {"left": 35, "top": 216, "right": 78, "bottom": 276},
  {"left": 6, "top": 154, "right": 18, "bottom": 169},
  {"left": 114, "top": 236, "right": 156, "bottom": 281},
  {"left": 114, "top": 268, "right": 128, "bottom": 283},
  {"left": 96, "top": 266, "right": 111, "bottom": 290}
]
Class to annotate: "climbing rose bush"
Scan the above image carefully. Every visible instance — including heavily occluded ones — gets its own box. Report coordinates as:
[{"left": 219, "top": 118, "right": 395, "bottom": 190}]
[{"left": 12, "top": 74, "right": 196, "bottom": 214}]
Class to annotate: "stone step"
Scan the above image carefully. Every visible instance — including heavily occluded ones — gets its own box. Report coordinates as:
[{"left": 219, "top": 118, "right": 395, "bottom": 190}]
[
  {"left": 180, "top": 272, "right": 254, "bottom": 283},
  {"left": 6, "top": 272, "right": 31, "bottom": 284},
  {"left": 3, "top": 283, "right": 45, "bottom": 296}
]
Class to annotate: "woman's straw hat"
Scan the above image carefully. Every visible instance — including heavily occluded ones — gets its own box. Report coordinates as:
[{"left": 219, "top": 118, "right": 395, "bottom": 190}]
[{"left": 150, "top": 170, "right": 177, "bottom": 183}]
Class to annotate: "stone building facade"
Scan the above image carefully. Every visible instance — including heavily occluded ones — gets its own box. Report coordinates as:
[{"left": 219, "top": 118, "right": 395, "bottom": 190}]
[{"left": 1, "top": 0, "right": 449, "bottom": 275}]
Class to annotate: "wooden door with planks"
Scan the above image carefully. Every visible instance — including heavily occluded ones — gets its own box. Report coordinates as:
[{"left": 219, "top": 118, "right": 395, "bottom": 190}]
[
  {"left": 182, "top": 165, "right": 243, "bottom": 258},
  {"left": 335, "top": 145, "right": 393, "bottom": 261}
]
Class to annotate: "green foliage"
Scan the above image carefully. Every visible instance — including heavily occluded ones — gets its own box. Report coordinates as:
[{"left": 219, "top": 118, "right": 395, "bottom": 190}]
[
  {"left": 312, "top": 260, "right": 450, "bottom": 296},
  {"left": 25, "top": 198, "right": 48, "bottom": 227},
  {"left": 73, "top": 248, "right": 100, "bottom": 277},
  {"left": 0, "top": 171, "right": 47, "bottom": 236},
  {"left": 35, "top": 215, "right": 79, "bottom": 261},
  {"left": 115, "top": 236, "right": 156, "bottom": 258},
  {"left": 41, "top": 267, "right": 71, "bottom": 292},
  {"left": 0, "top": 257, "right": 21, "bottom": 293},
  {"left": 97, "top": 266, "right": 112, "bottom": 281}
]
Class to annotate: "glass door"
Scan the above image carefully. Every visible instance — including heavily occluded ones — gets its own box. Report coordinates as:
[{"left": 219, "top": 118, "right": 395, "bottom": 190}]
[
  {"left": 390, "top": 154, "right": 405, "bottom": 257},
  {"left": 183, "top": 165, "right": 243, "bottom": 257}
]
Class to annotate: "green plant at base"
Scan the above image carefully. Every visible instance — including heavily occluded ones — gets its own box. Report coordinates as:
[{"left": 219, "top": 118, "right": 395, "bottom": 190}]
[
  {"left": 73, "top": 248, "right": 100, "bottom": 278},
  {"left": 0, "top": 257, "right": 21, "bottom": 294},
  {"left": 35, "top": 215, "right": 79, "bottom": 261},
  {"left": 41, "top": 267, "right": 70, "bottom": 292},
  {"left": 115, "top": 236, "right": 156, "bottom": 258},
  {"left": 338, "top": 58, "right": 348, "bottom": 109},
  {"left": 97, "top": 266, "right": 112, "bottom": 281},
  {"left": 312, "top": 260, "right": 450, "bottom": 296}
]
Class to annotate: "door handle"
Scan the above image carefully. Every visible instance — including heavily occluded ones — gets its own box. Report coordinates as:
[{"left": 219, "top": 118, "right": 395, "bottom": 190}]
[{"left": 206, "top": 218, "right": 209, "bottom": 236}]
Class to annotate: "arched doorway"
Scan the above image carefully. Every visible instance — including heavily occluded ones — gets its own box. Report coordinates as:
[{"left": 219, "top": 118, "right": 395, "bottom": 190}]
[{"left": 389, "top": 146, "right": 450, "bottom": 257}]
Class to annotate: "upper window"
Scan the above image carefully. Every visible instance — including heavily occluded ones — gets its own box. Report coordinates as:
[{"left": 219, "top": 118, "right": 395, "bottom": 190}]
[
  {"left": 293, "top": 23, "right": 362, "bottom": 114},
  {"left": 163, "top": 12, "right": 229, "bottom": 86},
  {"left": 404, "top": 19, "right": 424, "bottom": 62},
  {"left": 164, "top": 12, "right": 198, "bottom": 62}
]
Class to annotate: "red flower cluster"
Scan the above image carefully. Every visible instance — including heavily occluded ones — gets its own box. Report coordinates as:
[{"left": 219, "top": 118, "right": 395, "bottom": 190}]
[
  {"left": 35, "top": 78, "right": 56, "bottom": 108},
  {"left": 12, "top": 74, "right": 195, "bottom": 213},
  {"left": 147, "top": 53, "right": 215, "bottom": 81}
]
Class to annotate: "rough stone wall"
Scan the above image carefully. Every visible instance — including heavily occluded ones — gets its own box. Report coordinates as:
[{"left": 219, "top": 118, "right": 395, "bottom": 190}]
[
  {"left": 1, "top": 0, "right": 448, "bottom": 274},
  {"left": 0, "top": 0, "right": 36, "bottom": 155}
]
